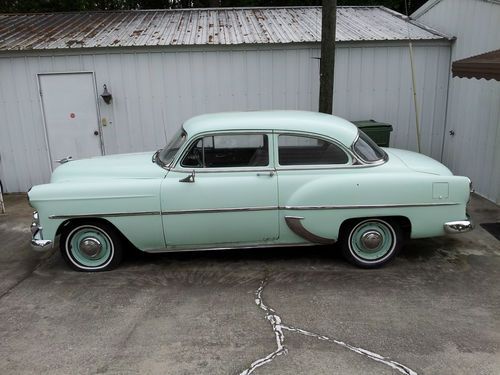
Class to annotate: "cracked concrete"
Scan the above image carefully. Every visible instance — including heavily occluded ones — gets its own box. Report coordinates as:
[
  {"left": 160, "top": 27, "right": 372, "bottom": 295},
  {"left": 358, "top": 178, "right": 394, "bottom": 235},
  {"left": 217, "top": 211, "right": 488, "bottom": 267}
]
[
  {"left": 0, "top": 193, "right": 499, "bottom": 374},
  {"left": 239, "top": 280, "right": 417, "bottom": 375}
]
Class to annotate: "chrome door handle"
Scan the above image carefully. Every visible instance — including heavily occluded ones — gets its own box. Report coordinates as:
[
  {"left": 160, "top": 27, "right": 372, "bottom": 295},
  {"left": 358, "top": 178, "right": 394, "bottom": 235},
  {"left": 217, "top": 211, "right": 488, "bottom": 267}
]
[
  {"left": 256, "top": 171, "right": 275, "bottom": 177},
  {"left": 179, "top": 170, "right": 195, "bottom": 183}
]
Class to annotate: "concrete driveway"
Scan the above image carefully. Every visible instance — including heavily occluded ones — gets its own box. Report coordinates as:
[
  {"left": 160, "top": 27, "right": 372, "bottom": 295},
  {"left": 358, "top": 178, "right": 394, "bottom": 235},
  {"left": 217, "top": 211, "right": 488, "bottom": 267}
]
[{"left": 0, "top": 194, "right": 499, "bottom": 375}]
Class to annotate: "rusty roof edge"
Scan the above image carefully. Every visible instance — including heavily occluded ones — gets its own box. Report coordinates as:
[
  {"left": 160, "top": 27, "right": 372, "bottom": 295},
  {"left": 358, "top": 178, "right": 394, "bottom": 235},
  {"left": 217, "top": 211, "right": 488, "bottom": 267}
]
[{"left": 0, "top": 38, "right": 452, "bottom": 55}]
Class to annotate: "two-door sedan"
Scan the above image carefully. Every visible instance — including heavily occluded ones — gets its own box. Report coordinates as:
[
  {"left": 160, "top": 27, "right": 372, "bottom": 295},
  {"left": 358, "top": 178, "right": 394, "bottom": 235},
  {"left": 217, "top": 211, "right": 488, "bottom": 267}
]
[{"left": 29, "top": 111, "right": 473, "bottom": 271}]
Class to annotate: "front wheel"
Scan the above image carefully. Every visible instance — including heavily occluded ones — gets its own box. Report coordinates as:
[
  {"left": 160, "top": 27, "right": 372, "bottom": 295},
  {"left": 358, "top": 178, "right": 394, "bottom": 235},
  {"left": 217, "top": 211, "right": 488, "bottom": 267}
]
[
  {"left": 340, "top": 218, "right": 403, "bottom": 268},
  {"left": 60, "top": 221, "right": 123, "bottom": 272}
]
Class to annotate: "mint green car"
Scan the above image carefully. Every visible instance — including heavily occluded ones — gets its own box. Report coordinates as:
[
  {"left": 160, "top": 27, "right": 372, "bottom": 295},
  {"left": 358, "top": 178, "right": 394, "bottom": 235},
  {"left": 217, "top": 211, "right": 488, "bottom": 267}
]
[{"left": 28, "top": 111, "right": 473, "bottom": 271}]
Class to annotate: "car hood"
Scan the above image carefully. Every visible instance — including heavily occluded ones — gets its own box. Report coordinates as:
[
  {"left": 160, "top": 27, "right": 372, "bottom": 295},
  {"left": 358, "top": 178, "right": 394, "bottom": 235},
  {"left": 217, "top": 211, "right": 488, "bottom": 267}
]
[
  {"left": 50, "top": 152, "right": 167, "bottom": 182},
  {"left": 384, "top": 148, "right": 452, "bottom": 176}
]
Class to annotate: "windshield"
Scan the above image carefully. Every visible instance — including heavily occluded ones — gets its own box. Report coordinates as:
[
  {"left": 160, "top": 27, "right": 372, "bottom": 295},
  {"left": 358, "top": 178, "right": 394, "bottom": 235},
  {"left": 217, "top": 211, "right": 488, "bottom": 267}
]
[
  {"left": 352, "top": 131, "right": 387, "bottom": 163},
  {"left": 157, "top": 129, "right": 187, "bottom": 167}
]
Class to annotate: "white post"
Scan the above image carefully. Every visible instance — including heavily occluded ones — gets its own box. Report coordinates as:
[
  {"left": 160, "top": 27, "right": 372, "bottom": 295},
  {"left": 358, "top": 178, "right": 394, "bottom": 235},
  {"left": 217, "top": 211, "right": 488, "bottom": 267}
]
[{"left": 0, "top": 190, "right": 4, "bottom": 214}]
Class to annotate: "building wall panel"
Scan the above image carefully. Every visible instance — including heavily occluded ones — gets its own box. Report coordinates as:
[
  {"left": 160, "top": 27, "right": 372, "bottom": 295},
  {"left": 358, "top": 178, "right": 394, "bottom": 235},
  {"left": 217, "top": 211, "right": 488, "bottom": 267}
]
[
  {"left": 416, "top": 0, "right": 500, "bottom": 202},
  {"left": 0, "top": 43, "right": 450, "bottom": 192}
]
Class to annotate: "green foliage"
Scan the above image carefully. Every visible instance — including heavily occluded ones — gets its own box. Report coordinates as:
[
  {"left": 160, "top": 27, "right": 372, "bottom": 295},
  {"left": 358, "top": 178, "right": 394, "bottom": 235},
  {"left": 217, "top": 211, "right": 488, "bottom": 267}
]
[{"left": 0, "top": 0, "right": 428, "bottom": 13}]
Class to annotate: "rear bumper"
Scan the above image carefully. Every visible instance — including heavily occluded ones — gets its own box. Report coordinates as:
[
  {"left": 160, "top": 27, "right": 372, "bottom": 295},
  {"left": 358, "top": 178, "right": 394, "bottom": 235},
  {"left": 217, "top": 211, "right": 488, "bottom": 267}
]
[
  {"left": 31, "top": 211, "right": 53, "bottom": 251},
  {"left": 444, "top": 215, "right": 474, "bottom": 234}
]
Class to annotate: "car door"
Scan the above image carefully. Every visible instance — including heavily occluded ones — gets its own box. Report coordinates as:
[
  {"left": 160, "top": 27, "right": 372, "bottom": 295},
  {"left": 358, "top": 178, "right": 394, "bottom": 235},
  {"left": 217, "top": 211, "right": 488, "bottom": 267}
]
[
  {"left": 275, "top": 132, "right": 355, "bottom": 243},
  {"left": 160, "top": 132, "right": 279, "bottom": 247}
]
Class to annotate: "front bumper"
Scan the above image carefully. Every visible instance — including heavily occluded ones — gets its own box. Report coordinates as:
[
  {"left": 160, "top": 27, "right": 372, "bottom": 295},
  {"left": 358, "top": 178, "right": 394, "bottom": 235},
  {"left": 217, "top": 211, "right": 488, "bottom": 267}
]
[
  {"left": 31, "top": 211, "right": 52, "bottom": 251},
  {"left": 444, "top": 215, "right": 474, "bottom": 234}
]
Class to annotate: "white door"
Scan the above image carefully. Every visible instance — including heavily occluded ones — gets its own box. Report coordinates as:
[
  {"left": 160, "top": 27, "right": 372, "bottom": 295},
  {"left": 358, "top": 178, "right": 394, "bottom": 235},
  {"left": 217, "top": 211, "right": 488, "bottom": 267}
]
[{"left": 39, "top": 73, "right": 103, "bottom": 169}]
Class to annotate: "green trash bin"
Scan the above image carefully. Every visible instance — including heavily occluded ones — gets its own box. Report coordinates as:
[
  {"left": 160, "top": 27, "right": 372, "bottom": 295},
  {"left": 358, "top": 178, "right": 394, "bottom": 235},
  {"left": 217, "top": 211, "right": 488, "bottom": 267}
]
[{"left": 351, "top": 120, "right": 393, "bottom": 147}]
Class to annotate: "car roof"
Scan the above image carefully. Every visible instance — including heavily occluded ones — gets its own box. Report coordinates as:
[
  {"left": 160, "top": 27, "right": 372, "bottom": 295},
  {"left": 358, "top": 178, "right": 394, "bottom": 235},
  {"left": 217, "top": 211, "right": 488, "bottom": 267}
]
[{"left": 182, "top": 110, "right": 359, "bottom": 147}]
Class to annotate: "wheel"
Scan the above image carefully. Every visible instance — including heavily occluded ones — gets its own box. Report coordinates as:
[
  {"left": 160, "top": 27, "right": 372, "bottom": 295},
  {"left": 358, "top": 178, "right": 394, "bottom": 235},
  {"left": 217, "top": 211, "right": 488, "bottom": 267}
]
[
  {"left": 340, "top": 218, "right": 403, "bottom": 268},
  {"left": 60, "top": 221, "right": 123, "bottom": 272}
]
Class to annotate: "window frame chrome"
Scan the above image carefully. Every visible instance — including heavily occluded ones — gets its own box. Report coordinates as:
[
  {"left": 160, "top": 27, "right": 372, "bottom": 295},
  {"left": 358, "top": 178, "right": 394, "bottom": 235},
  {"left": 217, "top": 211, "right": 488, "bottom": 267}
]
[
  {"left": 350, "top": 132, "right": 389, "bottom": 165},
  {"left": 274, "top": 131, "right": 354, "bottom": 169},
  {"left": 171, "top": 130, "right": 275, "bottom": 173}
]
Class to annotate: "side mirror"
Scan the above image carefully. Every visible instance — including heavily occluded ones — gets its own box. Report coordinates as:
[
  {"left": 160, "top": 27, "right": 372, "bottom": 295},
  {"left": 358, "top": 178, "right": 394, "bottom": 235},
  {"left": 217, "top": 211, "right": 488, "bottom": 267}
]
[{"left": 179, "top": 170, "right": 195, "bottom": 183}]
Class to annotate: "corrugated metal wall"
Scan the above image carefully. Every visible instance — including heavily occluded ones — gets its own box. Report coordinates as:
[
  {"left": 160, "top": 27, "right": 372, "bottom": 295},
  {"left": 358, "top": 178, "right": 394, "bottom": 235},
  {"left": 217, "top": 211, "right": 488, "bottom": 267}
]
[
  {"left": 415, "top": 0, "right": 500, "bottom": 203},
  {"left": 0, "top": 42, "right": 451, "bottom": 192}
]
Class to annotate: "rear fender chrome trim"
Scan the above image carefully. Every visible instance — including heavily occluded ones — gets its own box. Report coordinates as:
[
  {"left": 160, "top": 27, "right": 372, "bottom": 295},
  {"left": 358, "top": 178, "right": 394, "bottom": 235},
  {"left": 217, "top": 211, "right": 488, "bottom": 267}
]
[
  {"left": 285, "top": 216, "right": 336, "bottom": 245},
  {"left": 282, "top": 202, "right": 460, "bottom": 210}
]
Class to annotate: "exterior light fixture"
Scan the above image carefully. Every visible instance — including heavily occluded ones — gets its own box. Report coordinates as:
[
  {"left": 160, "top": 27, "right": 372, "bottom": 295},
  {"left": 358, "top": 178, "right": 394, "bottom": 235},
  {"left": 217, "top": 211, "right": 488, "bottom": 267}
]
[{"left": 101, "top": 84, "right": 112, "bottom": 104}]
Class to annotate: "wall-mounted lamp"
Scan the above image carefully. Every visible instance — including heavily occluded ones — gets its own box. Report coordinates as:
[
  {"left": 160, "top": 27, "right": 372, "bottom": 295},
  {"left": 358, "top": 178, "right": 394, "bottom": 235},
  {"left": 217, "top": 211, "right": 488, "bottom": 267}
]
[{"left": 101, "top": 84, "right": 112, "bottom": 104}]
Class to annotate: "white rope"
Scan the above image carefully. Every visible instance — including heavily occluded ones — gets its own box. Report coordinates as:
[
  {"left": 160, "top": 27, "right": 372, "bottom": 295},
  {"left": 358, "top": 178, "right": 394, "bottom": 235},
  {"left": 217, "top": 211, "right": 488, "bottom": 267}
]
[{"left": 405, "top": 0, "right": 422, "bottom": 153}]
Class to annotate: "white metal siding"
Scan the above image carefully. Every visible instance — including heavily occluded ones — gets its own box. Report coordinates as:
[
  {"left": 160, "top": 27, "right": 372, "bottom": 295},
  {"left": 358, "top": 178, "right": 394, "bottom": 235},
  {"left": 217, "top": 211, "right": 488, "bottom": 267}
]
[
  {"left": 416, "top": 0, "right": 500, "bottom": 203},
  {"left": 333, "top": 44, "right": 451, "bottom": 159},
  {"left": 0, "top": 42, "right": 450, "bottom": 192}
]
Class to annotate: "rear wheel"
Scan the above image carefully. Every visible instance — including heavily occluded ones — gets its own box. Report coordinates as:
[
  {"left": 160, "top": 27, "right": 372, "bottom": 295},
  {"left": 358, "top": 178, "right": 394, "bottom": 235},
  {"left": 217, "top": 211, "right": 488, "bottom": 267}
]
[
  {"left": 340, "top": 218, "right": 403, "bottom": 268},
  {"left": 60, "top": 221, "right": 123, "bottom": 272}
]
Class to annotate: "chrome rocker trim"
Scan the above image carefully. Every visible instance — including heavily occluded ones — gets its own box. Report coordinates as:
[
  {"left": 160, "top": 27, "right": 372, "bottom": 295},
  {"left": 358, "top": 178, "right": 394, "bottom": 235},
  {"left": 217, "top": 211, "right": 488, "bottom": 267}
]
[
  {"left": 444, "top": 216, "right": 474, "bottom": 234},
  {"left": 31, "top": 211, "right": 52, "bottom": 251},
  {"left": 285, "top": 216, "right": 336, "bottom": 245}
]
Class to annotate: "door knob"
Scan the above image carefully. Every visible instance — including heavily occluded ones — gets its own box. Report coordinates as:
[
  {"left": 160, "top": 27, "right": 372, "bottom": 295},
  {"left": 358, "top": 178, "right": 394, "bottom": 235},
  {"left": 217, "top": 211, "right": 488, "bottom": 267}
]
[{"left": 94, "top": 130, "right": 99, "bottom": 136}]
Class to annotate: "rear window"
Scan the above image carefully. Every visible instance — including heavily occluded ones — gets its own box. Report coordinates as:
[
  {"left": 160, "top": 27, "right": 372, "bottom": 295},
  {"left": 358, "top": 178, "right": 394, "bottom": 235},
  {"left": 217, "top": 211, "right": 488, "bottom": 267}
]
[
  {"left": 353, "top": 131, "right": 386, "bottom": 163},
  {"left": 278, "top": 134, "right": 349, "bottom": 166}
]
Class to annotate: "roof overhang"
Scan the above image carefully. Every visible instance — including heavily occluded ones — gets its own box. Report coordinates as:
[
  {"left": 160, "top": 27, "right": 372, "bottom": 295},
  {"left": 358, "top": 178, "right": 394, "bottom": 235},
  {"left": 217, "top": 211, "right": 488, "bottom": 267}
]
[{"left": 452, "top": 49, "right": 500, "bottom": 81}]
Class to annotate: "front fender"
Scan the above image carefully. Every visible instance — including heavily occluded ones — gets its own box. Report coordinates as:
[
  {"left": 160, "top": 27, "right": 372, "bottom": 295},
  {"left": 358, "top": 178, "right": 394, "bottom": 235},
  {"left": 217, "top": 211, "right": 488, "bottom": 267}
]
[{"left": 28, "top": 179, "right": 165, "bottom": 250}]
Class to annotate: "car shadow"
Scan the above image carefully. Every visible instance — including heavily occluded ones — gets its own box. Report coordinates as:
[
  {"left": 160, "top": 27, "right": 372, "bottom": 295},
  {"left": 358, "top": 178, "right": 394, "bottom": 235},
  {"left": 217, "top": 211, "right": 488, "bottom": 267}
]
[{"left": 122, "top": 243, "right": 344, "bottom": 267}]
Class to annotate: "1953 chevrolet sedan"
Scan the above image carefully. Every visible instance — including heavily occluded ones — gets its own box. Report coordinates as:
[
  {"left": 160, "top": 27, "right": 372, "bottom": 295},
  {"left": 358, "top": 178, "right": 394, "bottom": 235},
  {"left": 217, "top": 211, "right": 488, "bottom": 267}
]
[{"left": 28, "top": 111, "right": 473, "bottom": 271}]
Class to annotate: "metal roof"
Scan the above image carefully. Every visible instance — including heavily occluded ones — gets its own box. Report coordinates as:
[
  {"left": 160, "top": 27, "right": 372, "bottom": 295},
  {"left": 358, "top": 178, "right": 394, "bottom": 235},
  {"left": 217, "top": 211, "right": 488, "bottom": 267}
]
[
  {"left": 182, "top": 110, "right": 359, "bottom": 146},
  {"left": 0, "top": 6, "right": 449, "bottom": 51}
]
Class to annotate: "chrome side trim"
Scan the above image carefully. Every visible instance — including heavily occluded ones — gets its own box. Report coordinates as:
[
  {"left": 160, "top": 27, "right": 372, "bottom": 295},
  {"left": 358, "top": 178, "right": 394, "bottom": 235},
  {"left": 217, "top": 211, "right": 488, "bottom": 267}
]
[
  {"left": 48, "top": 202, "right": 461, "bottom": 219},
  {"left": 281, "top": 202, "right": 460, "bottom": 210},
  {"left": 284, "top": 216, "right": 336, "bottom": 245},
  {"left": 145, "top": 242, "right": 317, "bottom": 253},
  {"left": 161, "top": 206, "right": 277, "bottom": 215},
  {"left": 49, "top": 211, "right": 161, "bottom": 219}
]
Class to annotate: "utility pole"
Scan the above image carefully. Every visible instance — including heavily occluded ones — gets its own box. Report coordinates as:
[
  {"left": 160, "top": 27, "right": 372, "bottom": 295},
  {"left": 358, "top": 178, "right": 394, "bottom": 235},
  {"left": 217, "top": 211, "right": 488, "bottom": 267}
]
[{"left": 319, "top": 0, "right": 337, "bottom": 114}]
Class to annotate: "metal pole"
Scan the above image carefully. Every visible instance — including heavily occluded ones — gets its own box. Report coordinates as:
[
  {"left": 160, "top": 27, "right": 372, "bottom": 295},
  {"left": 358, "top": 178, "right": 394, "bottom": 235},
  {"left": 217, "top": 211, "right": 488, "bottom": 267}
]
[
  {"left": 408, "top": 42, "right": 422, "bottom": 153},
  {"left": 405, "top": 0, "right": 422, "bottom": 153},
  {"left": 319, "top": 0, "right": 337, "bottom": 114}
]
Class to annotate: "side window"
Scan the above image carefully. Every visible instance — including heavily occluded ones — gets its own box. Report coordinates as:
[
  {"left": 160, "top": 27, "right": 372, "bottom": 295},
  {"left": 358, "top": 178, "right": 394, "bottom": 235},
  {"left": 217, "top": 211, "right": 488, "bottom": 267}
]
[
  {"left": 182, "top": 134, "right": 269, "bottom": 168},
  {"left": 278, "top": 134, "right": 349, "bottom": 166}
]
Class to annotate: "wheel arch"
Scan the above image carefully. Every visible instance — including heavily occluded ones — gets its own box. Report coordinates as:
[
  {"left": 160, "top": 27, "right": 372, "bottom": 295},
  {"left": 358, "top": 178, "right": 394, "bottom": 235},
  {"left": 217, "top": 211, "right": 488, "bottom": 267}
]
[
  {"left": 56, "top": 217, "right": 137, "bottom": 250},
  {"left": 339, "top": 215, "right": 411, "bottom": 240}
]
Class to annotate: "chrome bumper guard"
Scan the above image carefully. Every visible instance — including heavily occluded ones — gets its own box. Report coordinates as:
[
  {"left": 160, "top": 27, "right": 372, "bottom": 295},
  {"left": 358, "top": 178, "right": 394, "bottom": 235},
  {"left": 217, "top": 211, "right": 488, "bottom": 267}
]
[
  {"left": 31, "top": 211, "right": 52, "bottom": 251},
  {"left": 444, "top": 215, "right": 474, "bottom": 234}
]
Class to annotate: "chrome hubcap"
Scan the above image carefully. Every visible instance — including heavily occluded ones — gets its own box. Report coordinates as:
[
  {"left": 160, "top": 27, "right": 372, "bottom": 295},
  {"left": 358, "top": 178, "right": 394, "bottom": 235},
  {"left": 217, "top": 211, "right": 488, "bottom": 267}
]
[
  {"left": 361, "top": 231, "right": 382, "bottom": 250},
  {"left": 79, "top": 237, "right": 102, "bottom": 258}
]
